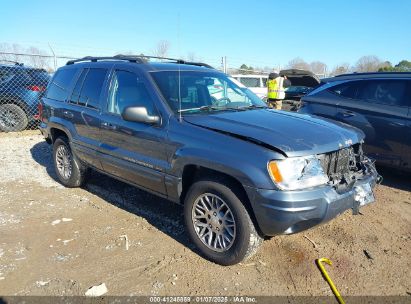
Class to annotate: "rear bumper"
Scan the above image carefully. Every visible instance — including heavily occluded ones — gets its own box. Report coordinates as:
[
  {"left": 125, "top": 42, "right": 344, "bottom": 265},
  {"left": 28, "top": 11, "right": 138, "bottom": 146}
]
[{"left": 245, "top": 170, "right": 377, "bottom": 236}]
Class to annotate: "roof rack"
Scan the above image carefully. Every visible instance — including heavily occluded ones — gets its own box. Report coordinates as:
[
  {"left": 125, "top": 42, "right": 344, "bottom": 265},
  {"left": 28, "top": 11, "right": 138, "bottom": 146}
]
[
  {"left": 66, "top": 54, "right": 214, "bottom": 69},
  {"left": 335, "top": 71, "right": 411, "bottom": 77},
  {"left": 66, "top": 55, "right": 145, "bottom": 65}
]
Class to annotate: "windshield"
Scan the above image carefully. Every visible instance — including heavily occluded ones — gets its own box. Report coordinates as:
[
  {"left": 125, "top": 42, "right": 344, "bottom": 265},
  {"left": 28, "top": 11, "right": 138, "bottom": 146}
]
[
  {"left": 150, "top": 71, "right": 267, "bottom": 113},
  {"left": 285, "top": 85, "right": 310, "bottom": 93}
]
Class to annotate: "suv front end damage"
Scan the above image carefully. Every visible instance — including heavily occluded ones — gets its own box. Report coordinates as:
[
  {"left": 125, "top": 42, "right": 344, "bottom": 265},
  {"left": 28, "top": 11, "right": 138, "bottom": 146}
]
[{"left": 245, "top": 143, "right": 378, "bottom": 236}]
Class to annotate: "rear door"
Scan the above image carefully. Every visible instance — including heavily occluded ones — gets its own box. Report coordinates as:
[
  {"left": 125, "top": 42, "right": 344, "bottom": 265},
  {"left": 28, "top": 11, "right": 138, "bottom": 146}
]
[
  {"left": 98, "top": 66, "right": 168, "bottom": 195},
  {"left": 66, "top": 67, "right": 109, "bottom": 169},
  {"left": 335, "top": 79, "right": 409, "bottom": 168}
]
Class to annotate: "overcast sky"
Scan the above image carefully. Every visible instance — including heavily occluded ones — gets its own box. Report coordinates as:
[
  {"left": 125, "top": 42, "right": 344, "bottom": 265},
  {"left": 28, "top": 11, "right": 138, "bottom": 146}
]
[{"left": 1, "top": 0, "right": 410, "bottom": 69}]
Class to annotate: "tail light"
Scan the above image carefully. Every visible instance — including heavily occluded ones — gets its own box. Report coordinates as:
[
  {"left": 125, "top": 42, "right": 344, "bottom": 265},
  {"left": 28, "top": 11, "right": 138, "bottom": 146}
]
[
  {"left": 27, "top": 85, "right": 46, "bottom": 92},
  {"left": 34, "top": 102, "right": 43, "bottom": 120}
]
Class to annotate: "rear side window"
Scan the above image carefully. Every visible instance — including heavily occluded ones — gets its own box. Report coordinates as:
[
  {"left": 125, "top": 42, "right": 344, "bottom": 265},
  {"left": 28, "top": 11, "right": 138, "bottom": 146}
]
[
  {"left": 239, "top": 77, "right": 260, "bottom": 88},
  {"left": 77, "top": 68, "right": 107, "bottom": 109},
  {"left": 69, "top": 69, "right": 88, "bottom": 105},
  {"left": 356, "top": 79, "right": 408, "bottom": 106},
  {"left": 46, "top": 68, "right": 77, "bottom": 102}
]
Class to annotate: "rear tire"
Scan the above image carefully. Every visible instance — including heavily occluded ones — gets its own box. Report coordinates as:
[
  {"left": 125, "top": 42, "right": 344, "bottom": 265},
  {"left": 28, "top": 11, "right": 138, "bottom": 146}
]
[
  {"left": 184, "top": 179, "right": 262, "bottom": 265},
  {"left": 53, "top": 136, "right": 88, "bottom": 187},
  {"left": 0, "top": 104, "right": 28, "bottom": 132}
]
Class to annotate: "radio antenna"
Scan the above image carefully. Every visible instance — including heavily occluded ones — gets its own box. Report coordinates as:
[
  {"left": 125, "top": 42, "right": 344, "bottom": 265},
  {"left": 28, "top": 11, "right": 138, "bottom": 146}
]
[{"left": 177, "top": 13, "right": 182, "bottom": 122}]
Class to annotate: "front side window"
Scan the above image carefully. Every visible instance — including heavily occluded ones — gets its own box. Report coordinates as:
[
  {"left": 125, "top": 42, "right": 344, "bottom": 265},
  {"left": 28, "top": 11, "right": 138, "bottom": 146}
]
[
  {"left": 150, "top": 71, "right": 266, "bottom": 113},
  {"left": 107, "top": 70, "right": 156, "bottom": 115},
  {"left": 328, "top": 81, "right": 360, "bottom": 99},
  {"left": 46, "top": 68, "right": 77, "bottom": 102}
]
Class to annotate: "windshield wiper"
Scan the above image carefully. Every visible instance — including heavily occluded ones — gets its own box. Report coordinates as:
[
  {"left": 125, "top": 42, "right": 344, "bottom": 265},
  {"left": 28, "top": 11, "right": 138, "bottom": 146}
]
[
  {"left": 178, "top": 105, "right": 219, "bottom": 113},
  {"left": 244, "top": 105, "right": 268, "bottom": 109},
  {"left": 230, "top": 105, "right": 267, "bottom": 111}
]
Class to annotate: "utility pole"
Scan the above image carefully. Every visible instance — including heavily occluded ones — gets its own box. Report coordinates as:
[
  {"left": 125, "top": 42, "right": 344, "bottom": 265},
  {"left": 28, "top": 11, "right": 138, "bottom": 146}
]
[
  {"left": 221, "top": 56, "right": 227, "bottom": 73},
  {"left": 224, "top": 56, "right": 228, "bottom": 74}
]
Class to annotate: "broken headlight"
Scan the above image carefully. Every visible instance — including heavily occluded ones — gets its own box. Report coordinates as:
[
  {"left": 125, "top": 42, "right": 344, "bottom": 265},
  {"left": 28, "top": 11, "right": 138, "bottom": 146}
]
[{"left": 268, "top": 156, "right": 329, "bottom": 190}]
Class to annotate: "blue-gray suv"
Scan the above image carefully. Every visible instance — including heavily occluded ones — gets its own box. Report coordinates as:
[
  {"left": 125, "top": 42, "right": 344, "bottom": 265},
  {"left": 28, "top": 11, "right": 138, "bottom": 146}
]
[{"left": 39, "top": 56, "right": 378, "bottom": 265}]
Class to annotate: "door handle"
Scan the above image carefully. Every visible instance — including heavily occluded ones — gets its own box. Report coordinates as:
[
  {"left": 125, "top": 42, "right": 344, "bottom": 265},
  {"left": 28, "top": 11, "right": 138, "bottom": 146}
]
[
  {"left": 62, "top": 110, "right": 74, "bottom": 119},
  {"left": 340, "top": 110, "right": 355, "bottom": 117},
  {"left": 389, "top": 121, "right": 405, "bottom": 127},
  {"left": 101, "top": 122, "right": 117, "bottom": 130}
]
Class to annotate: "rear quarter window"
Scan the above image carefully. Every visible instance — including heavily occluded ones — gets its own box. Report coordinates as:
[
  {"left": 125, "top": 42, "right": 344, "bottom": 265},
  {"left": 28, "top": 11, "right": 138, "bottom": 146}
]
[{"left": 46, "top": 68, "right": 77, "bottom": 102}]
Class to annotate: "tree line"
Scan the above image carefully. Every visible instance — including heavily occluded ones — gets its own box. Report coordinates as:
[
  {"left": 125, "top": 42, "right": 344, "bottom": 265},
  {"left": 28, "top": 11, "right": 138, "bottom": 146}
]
[{"left": 237, "top": 56, "right": 410, "bottom": 77}]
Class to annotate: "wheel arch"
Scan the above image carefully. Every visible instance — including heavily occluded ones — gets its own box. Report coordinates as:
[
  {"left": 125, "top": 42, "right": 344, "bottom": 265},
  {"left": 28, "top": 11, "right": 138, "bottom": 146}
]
[{"left": 180, "top": 164, "right": 263, "bottom": 236}]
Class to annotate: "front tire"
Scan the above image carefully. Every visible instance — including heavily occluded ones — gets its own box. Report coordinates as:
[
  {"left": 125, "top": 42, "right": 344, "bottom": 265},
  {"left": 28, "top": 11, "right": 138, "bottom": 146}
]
[
  {"left": 184, "top": 179, "right": 262, "bottom": 265},
  {"left": 53, "top": 136, "right": 87, "bottom": 187}
]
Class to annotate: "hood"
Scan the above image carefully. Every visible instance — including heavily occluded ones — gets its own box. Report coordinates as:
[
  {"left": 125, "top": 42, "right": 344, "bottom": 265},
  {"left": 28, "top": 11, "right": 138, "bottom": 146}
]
[
  {"left": 184, "top": 109, "right": 364, "bottom": 157},
  {"left": 280, "top": 69, "right": 320, "bottom": 88}
]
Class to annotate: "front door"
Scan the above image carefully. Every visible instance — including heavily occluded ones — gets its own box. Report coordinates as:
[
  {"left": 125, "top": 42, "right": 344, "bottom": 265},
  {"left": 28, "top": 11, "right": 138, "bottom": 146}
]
[{"left": 98, "top": 66, "right": 168, "bottom": 195}]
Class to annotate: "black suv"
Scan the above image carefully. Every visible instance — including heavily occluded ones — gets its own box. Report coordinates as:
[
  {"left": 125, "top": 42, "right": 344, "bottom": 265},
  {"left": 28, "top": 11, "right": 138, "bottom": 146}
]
[
  {"left": 39, "top": 56, "right": 378, "bottom": 265},
  {"left": 0, "top": 61, "right": 50, "bottom": 131},
  {"left": 299, "top": 72, "right": 411, "bottom": 171}
]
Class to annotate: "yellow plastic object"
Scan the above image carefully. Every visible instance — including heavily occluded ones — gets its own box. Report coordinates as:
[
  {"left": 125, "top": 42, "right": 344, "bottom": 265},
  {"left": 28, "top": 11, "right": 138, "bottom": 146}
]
[{"left": 316, "top": 258, "right": 345, "bottom": 304}]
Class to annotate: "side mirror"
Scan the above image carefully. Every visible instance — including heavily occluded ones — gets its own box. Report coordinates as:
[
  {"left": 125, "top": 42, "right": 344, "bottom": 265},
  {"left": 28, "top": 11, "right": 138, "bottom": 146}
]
[{"left": 121, "top": 106, "right": 160, "bottom": 125}]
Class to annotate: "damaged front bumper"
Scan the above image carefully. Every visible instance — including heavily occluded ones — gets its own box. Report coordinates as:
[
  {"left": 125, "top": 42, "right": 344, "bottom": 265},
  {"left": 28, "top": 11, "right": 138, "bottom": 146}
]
[{"left": 245, "top": 160, "right": 378, "bottom": 236}]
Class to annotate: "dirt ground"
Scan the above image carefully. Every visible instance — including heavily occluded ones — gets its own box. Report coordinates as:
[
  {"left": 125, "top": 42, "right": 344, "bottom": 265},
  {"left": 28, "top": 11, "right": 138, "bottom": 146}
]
[{"left": 0, "top": 131, "right": 410, "bottom": 297}]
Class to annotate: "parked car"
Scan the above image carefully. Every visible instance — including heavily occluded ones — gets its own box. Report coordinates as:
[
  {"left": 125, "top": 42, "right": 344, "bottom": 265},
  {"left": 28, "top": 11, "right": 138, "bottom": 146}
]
[
  {"left": 232, "top": 70, "right": 320, "bottom": 111},
  {"left": 39, "top": 55, "right": 378, "bottom": 265},
  {"left": 299, "top": 72, "right": 411, "bottom": 171},
  {"left": 231, "top": 74, "right": 268, "bottom": 99},
  {"left": 0, "top": 61, "right": 50, "bottom": 131},
  {"left": 280, "top": 69, "right": 321, "bottom": 111}
]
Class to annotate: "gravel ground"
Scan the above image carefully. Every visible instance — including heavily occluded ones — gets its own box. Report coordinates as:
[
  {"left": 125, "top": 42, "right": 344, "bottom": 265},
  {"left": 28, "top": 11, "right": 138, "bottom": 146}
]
[{"left": 0, "top": 131, "right": 410, "bottom": 298}]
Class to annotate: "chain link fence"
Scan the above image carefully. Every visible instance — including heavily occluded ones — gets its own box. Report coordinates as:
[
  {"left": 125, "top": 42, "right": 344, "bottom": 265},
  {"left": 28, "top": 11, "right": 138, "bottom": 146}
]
[{"left": 0, "top": 52, "right": 77, "bottom": 132}]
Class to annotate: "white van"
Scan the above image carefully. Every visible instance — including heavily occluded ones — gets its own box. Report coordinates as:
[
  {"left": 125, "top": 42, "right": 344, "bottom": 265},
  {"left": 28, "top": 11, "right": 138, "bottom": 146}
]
[{"left": 231, "top": 74, "right": 268, "bottom": 99}]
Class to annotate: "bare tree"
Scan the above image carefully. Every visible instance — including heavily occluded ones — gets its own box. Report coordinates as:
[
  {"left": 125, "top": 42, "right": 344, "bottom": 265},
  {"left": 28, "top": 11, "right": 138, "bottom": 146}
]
[
  {"left": 0, "top": 43, "right": 23, "bottom": 63},
  {"left": 354, "top": 55, "right": 383, "bottom": 72},
  {"left": 287, "top": 57, "right": 310, "bottom": 70},
  {"left": 310, "top": 61, "right": 327, "bottom": 75},
  {"left": 0, "top": 43, "right": 51, "bottom": 70},
  {"left": 186, "top": 52, "right": 197, "bottom": 62},
  {"left": 27, "top": 46, "right": 51, "bottom": 70},
  {"left": 153, "top": 40, "right": 170, "bottom": 58},
  {"left": 330, "top": 63, "right": 351, "bottom": 76}
]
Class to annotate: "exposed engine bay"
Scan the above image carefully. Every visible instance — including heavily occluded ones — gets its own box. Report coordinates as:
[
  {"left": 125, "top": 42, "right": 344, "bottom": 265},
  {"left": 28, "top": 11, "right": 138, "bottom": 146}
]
[{"left": 318, "top": 142, "right": 378, "bottom": 193}]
